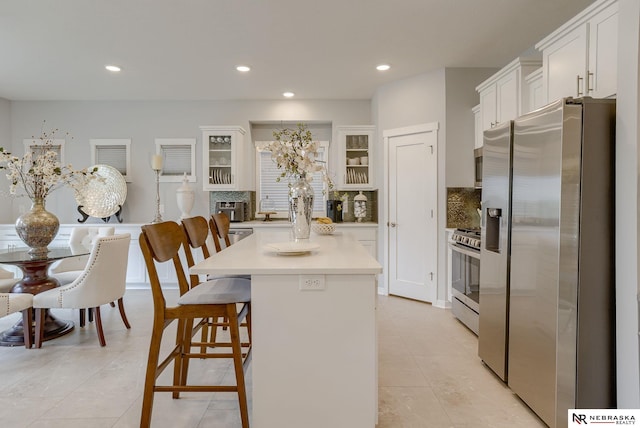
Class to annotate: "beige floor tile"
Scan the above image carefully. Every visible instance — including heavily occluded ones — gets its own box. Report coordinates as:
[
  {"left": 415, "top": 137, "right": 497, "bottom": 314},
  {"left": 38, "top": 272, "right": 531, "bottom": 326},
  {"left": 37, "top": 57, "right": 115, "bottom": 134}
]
[
  {"left": 30, "top": 418, "right": 119, "bottom": 428},
  {"left": 0, "top": 290, "right": 548, "bottom": 427},
  {"left": 378, "top": 386, "right": 454, "bottom": 427}
]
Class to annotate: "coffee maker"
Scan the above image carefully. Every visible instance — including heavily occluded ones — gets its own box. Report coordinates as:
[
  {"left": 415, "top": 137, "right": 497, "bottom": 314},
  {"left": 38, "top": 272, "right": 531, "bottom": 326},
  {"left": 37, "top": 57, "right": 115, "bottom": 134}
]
[{"left": 215, "top": 201, "right": 245, "bottom": 222}]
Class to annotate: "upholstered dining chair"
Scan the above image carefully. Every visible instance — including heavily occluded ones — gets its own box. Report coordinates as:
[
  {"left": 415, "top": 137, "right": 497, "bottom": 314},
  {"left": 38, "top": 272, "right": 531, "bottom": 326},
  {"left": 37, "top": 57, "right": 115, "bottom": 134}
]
[
  {"left": 50, "top": 226, "right": 115, "bottom": 285},
  {"left": 33, "top": 234, "right": 131, "bottom": 348},
  {"left": 50, "top": 226, "right": 116, "bottom": 327},
  {"left": 0, "top": 266, "right": 20, "bottom": 293},
  {"left": 0, "top": 293, "right": 33, "bottom": 348},
  {"left": 139, "top": 221, "right": 251, "bottom": 428}
]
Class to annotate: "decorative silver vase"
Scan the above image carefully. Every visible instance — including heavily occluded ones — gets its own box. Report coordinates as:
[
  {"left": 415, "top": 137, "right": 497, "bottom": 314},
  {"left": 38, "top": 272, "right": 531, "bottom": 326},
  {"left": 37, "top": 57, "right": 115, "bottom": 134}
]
[
  {"left": 289, "top": 176, "right": 314, "bottom": 240},
  {"left": 15, "top": 197, "right": 59, "bottom": 257}
]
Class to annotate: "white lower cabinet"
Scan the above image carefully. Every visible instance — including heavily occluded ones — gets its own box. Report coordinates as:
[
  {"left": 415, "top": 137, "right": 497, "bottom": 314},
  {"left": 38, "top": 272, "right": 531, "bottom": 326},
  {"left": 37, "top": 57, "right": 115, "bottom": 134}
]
[
  {"left": 0, "top": 224, "right": 156, "bottom": 287},
  {"left": 339, "top": 225, "right": 377, "bottom": 259}
]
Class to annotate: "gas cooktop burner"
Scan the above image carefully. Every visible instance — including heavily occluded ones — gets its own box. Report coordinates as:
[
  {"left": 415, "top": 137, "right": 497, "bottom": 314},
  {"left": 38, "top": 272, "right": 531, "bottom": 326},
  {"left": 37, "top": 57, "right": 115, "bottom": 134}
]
[{"left": 451, "top": 228, "right": 481, "bottom": 250}]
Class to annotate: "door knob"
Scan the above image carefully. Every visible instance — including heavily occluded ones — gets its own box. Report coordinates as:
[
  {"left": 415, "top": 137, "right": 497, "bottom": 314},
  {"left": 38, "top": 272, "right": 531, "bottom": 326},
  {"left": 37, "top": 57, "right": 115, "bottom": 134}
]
[{"left": 388, "top": 222, "right": 397, "bottom": 227}]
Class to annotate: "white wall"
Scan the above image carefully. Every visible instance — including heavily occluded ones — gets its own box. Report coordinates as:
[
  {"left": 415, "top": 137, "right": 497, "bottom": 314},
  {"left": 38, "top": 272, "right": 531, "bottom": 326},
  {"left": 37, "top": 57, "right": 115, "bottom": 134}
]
[
  {"left": 445, "top": 68, "right": 498, "bottom": 187},
  {"left": 372, "top": 69, "right": 445, "bottom": 297},
  {"left": 0, "top": 98, "right": 10, "bottom": 149},
  {"left": 615, "top": 0, "right": 640, "bottom": 408},
  {"left": 6, "top": 99, "right": 370, "bottom": 224},
  {"left": 0, "top": 98, "right": 12, "bottom": 207},
  {"left": 371, "top": 68, "right": 493, "bottom": 304}
]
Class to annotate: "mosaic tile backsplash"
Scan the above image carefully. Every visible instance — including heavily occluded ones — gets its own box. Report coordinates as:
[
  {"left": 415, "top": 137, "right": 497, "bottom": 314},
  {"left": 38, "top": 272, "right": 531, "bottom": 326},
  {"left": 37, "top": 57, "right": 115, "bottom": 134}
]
[
  {"left": 209, "top": 190, "right": 377, "bottom": 223},
  {"left": 447, "top": 187, "right": 481, "bottom": 229},
  {"left": 209, "top": 191, "right": 256, "bottom": 221},
  {"left": 332, "top": 190, "right": 377, "bottom": 223}
]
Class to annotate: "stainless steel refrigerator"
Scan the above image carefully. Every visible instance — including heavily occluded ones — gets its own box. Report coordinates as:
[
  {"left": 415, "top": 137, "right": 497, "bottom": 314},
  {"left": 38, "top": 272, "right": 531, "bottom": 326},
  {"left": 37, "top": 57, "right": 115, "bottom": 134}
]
[{"left": 479, "top": 97, "right": 616, "bottom": 428}]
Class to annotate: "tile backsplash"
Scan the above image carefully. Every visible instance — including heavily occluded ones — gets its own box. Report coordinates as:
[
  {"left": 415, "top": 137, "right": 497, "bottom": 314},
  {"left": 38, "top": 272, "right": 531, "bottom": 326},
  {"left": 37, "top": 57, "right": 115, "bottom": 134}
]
[
  {"left": 333, "top": 190, "right": 377, "bottom": 223},
  {"left": 447, "top": 187, "right": 481, "bottom": 229},
  {"left": 209, "top": 190, "right": 377, "bottom": 223},
  {"left": 209, "top": 191, "right": 256, "bottom": 221}
]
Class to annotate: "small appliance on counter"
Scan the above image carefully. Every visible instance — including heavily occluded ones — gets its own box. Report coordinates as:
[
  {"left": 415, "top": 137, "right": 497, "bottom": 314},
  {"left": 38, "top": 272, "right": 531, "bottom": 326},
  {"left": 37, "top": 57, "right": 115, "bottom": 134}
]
[
  {"left": 215, "top": 201, "right": 245, "bottom": 222},
  {"left": 326, "top": 200, "right": 343, "bottom": 223}
]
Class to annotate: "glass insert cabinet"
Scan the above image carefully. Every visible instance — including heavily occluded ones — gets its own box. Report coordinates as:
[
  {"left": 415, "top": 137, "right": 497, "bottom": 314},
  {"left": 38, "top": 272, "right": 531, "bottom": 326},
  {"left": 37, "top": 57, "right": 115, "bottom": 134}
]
[
  {"left": 200, "top": 126, "right": 247, "bottom": 191},
  {"left": 337, "top": 125, "right": 375, "bottom": 189}
]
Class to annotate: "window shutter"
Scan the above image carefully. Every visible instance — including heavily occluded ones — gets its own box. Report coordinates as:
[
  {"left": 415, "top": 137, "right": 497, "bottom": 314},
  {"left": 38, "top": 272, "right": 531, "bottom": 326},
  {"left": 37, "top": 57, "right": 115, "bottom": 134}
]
[
  {"left": 258, "top": 143, "right": 328, "bottom": 215},
  {"left": 90, "top": 139, "right": 131, "bottom": 181},
  {"left": 161, "top": 144, "right": 192, "bottom": 176},
  {"left": 155, "top": 138, "right": 196, "bottom": 182},
  {"left": 94, "top": 145, "right": 127, "bottom": 175},
  {"left": 23, "top": 139, "right": 65, "bottom": 164}
]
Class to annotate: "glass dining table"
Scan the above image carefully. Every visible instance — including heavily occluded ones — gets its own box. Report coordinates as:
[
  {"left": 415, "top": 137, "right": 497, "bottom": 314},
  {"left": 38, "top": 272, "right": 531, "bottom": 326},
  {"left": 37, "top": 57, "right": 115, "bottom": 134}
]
[{"left": 0, "top": 246, "right": 90, "bottom": 346}]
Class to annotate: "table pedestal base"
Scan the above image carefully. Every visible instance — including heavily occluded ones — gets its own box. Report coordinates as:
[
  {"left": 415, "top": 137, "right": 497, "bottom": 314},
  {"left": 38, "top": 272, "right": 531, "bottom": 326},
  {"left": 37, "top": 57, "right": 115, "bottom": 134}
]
[{"left": 0, "top": 309, "right": 74, "bottom": 347}]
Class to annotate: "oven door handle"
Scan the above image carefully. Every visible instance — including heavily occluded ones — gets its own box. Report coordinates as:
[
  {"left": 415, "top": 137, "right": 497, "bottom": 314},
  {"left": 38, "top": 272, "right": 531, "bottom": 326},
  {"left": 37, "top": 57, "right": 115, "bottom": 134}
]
[{"left": 448, "top": 242, "right": 481, "bottom": 259}]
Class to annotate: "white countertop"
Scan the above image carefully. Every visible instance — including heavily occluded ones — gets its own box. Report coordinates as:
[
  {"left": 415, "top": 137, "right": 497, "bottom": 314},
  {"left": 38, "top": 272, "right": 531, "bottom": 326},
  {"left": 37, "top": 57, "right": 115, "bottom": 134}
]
[{"left": 190, "top": 230, "right": 382, "bottom": 275}]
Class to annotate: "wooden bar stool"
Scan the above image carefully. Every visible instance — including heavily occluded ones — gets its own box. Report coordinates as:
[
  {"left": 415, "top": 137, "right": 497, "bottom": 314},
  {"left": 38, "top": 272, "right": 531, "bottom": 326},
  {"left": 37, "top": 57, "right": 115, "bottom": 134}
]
[
  {"left": 139, "top": 221, "right": 251, "bottom": 428},
  {"left": 182, "top": 216, "right": 229, "bottom": 353}
]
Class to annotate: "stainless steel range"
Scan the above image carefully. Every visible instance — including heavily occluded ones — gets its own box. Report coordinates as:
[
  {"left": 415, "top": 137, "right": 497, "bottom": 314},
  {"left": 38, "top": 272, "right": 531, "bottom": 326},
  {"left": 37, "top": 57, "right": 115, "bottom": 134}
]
[{"left": 449, "top": 228, "right": 480, "bottom": 335}]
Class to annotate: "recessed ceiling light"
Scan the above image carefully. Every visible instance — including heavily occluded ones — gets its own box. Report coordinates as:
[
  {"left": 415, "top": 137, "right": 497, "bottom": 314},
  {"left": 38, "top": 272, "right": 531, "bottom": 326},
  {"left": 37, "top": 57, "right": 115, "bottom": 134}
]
[
  {"left": 283, "top": 92, "right": 295, "bottom": 98},
  {"left": 236, "top": 65, "right": 251, "bottom": 72},
  {"left": 105, "top": 65, "right": 121, "bottom": 72},
  {"left": 376, "top": 64, "right": 391, "bottom": 71}
]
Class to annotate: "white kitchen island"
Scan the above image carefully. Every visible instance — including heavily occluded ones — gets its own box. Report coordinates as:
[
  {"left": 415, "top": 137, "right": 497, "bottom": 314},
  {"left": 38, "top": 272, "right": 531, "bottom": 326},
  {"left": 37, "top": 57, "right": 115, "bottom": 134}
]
[{"left": 190, "top": 230, "right": 382, "bottom": 428}]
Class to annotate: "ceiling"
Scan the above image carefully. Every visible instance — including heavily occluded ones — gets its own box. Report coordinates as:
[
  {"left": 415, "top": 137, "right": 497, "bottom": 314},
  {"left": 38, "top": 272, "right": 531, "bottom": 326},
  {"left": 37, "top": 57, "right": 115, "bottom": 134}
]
[{"left": 0, "top": 0, "right": 596, "bottom": 101}]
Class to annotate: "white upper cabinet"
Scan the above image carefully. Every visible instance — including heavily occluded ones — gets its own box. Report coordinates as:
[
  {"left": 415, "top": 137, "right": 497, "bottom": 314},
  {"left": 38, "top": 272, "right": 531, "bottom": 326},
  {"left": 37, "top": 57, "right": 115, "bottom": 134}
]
[
  {"left": 524, "top": 68, "right": 545, "bottom": 113},
  {"left": 535, "top": 0, "right": 618, "bottom": 103},
  {"left": 337, "top": 126, "right": 375, "bottom": 189},
  {"left": 200, "top": 126, "right": 248, "bottom": 191},
  {"left": 472, "top": 105, "right": 482, "bottom": 149},
  {"left": 476, "top": 57, "right": 542, "bottom": 132}
]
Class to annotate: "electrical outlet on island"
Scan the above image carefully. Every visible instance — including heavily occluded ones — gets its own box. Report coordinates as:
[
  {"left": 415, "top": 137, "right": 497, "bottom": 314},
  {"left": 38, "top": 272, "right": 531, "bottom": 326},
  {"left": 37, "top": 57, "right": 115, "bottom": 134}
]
[{"left": 299, "top": 275, "right": 326, "bottom": 291}]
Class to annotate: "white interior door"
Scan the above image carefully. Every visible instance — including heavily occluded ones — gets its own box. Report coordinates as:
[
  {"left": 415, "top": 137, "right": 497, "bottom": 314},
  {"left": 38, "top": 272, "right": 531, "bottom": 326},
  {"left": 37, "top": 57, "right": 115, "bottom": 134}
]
[{"left": 386, "top": 125, "right": 438, "bottom": 302}]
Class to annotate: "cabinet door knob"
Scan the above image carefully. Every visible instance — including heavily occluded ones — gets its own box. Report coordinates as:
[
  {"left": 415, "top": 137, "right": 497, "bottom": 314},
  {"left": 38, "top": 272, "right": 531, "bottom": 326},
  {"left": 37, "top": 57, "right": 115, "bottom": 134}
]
[
  {"left": 587, "top": 71, "right": 594, "bottom": 93},
  {"left": 388, "top": 222, "right": 397, "bottom": 228}
]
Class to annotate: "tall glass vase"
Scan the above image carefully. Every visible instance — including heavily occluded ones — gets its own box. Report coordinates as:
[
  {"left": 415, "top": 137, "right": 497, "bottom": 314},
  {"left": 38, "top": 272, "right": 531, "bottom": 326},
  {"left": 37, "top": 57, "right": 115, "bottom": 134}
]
[
  {"left": 15, "top": 197, "right": 60, "bottom": 257},
  {"left": 289, "top": 176, "right": 314, "bottom": 240}
]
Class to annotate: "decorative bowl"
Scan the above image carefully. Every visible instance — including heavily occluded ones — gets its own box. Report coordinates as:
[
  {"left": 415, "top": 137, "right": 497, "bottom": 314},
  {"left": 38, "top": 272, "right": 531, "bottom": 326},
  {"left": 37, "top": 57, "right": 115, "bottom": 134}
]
[{"left": 312, "top": 222, "right": 336, "bottom": 235}]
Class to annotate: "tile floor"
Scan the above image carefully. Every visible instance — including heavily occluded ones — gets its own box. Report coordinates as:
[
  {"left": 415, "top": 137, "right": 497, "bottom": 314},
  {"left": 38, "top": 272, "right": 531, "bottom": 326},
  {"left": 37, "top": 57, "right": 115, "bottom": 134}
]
[{"left": 0, "top": 290, "right": 545, "bottom": 427}]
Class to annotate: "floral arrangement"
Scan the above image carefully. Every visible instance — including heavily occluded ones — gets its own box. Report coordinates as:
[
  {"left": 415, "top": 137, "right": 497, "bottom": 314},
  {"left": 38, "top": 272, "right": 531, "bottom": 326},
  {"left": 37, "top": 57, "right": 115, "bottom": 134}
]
[
  {"left": 266, "top": 123, "right": 333, "bottom": 189},
  {"left": 0, "top": 123, "right": 96, "bottom": 202}
]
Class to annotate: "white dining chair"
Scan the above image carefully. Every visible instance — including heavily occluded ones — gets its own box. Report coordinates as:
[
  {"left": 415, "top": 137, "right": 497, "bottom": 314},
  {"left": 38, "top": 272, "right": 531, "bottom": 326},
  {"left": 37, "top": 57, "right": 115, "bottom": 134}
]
[
  {"left": 0, "top": 266, "right": 19, "bottom": 293},
  {"left": 0, "top": 293, "right": 34, "bottom": 348},
  {"left": 49, "top": 226, "right": 116, "bottom": 326},
  {"left": 33, "top": 234, "right": 131, "bottom": 347},
  {"left": 50, "top": 226, "right": 115, "bottom": 285}
]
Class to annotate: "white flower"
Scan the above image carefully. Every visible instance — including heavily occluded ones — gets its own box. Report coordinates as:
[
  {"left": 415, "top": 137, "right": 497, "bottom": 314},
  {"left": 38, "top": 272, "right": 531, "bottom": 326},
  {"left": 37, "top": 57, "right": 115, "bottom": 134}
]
[
  {"left": 0, "top": 123, "right": 96, "bottom": 202},
  {"left": 266, "top": 123, "right": 333, "bottom": 190}
]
